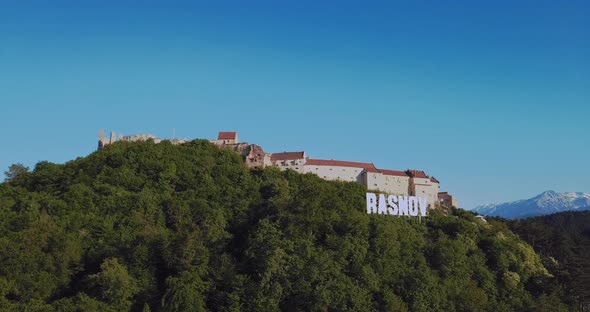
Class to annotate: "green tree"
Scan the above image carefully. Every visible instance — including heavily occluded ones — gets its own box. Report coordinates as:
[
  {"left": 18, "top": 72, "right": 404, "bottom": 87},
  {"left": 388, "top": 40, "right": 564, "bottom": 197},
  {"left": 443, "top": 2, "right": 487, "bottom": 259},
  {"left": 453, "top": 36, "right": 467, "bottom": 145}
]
[
  {"left": 90, "top": 258, "right": 138, "bottom": 310},
  {"left": 161, "top": 270, "right": 208, "bottom": 312},
  {"left": 4, "top": 163, "right": 30, "bottom": 185}
]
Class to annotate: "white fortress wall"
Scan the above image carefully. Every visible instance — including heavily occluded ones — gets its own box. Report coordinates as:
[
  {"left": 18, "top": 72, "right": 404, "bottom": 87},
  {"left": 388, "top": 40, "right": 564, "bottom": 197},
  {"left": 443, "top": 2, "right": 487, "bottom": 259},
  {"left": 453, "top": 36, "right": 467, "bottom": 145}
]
[
  {"left": 414, "top": 184, "right": 439, "bottom": 208},
  {"left": 305, "top": 164, "right": 365, "bottom": 183},
  {"left": 364, "top": 171, "right": 385, "bottom": 191},
  {"left": 271, "top": 152, "right": 306, "bottom": 173},
  {"left": 380, "top": 170, "right": 410, "bottom": 195}
]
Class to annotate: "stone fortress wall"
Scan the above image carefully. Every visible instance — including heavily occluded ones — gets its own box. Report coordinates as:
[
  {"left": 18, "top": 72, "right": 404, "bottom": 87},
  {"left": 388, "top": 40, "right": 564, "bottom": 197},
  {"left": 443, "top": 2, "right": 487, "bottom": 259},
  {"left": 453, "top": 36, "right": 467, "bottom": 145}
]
[{"left": 98, "top": 129, "right": 459, "bottom": 209}]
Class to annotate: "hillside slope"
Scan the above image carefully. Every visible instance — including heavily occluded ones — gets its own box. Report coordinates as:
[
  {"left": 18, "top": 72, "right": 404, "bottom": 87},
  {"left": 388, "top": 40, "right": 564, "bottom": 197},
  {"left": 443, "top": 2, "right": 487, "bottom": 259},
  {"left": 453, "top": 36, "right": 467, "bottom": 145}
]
[
  {"left": 508, "top": 211, "right": 590, "bottom": 306},
  {"left": 0, "top": 140, "right": 570, "bottom": 311}
]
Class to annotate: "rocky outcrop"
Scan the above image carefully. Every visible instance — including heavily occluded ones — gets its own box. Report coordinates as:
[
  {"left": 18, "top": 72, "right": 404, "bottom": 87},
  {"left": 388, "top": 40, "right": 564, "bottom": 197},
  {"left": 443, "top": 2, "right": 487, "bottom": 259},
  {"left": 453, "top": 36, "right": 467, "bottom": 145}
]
[
  {"left": 217, "top": 143, "right": 270, "bottom": 168},
  {"left": 243, "top": 144, "right": 270, "bottom": 168}
]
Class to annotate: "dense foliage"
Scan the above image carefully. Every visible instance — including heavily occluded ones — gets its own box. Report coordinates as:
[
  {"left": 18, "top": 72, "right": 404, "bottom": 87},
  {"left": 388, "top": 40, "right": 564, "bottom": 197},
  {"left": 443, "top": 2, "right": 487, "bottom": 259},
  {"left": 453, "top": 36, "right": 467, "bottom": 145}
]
[
  {"left": 508, "top": 211, "right": 590, "bottom": 308},
  {"left": 0, "top": 140, "right": 572, "bottom": 311}
]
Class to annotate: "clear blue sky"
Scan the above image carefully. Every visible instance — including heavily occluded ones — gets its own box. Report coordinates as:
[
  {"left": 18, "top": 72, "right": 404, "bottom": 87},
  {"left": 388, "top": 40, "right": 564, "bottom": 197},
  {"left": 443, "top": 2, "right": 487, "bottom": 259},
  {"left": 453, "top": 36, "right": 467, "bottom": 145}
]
[{"left": 1, "top": 1, "right": 588, "bottom": 208}]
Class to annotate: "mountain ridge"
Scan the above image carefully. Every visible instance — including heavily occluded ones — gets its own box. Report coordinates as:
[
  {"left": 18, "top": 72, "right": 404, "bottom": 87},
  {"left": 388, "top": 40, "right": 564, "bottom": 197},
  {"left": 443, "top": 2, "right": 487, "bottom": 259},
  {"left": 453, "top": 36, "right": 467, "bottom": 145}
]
[{"left": 473, "top": 190, "right": 590, "bottom": 219}]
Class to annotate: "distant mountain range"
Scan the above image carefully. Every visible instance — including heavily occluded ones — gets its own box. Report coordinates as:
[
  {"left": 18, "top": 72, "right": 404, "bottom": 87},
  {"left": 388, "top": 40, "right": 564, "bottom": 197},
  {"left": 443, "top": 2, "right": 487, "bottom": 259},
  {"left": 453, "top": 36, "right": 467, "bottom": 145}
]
[{"left": 472, "top": 190, "right": 590, "bottom": 219}]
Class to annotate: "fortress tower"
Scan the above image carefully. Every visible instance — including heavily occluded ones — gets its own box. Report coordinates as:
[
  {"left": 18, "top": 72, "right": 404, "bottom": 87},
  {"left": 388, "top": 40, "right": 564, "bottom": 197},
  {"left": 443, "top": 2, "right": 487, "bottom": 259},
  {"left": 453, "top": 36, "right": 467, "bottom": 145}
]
[{"left": 98, "top": 129, "right": 117, "bottom": 150}]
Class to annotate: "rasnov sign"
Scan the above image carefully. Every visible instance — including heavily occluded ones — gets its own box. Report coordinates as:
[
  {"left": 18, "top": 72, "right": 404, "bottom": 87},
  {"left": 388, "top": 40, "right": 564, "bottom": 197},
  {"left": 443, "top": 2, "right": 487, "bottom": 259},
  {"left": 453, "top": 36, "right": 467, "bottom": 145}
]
[{"left": 366, "top": 193, "right": 428, "bottom": 217}]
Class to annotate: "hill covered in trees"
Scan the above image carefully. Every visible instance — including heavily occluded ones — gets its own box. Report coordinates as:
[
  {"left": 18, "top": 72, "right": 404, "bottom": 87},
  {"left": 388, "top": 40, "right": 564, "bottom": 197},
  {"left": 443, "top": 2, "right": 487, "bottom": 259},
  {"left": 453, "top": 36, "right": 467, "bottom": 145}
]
[
  {"left": 0, "top": 140, "right": 574, "bottom": 311},
  {"left": 507, "top": 211, "right": 590, "bottom": 308}
]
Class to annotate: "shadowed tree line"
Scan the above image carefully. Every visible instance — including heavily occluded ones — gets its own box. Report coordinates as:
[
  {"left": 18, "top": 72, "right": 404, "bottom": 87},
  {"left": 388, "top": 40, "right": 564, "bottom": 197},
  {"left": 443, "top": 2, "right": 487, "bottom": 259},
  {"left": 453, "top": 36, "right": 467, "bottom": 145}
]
[
  {"left": 507, "top": 211, "right": 590, "bottom": 309},
  {"left": 0, "top": 140, "right": 574, "bottom": 311}
]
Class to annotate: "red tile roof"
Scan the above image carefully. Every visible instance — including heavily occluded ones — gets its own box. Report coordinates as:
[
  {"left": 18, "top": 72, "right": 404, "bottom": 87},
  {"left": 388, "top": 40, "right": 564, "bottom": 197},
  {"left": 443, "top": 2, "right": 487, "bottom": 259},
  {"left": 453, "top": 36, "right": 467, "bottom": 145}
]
[
  {"left": 406, "top": 169, "right": 428, "bottom": 178},
  {"left": 430, "top": 177, "right": 440, "bottom": 183},
  {"left": 380, "top": 169, "right": 409, "bottom": 177},
  {"left": 379, "top": 169, "right": 408, "bottom": 177},
  {"left": 365, "top": 167, "right": 381, "bottom": 173},
  {"left": 271, "top": 151, "right": 305, "bottom": 162},
  {"left": 305, "top": 158, "right": 379, "bottom": 172},
  {"left": 218, "top": 132, "right": 237, "bottom": 140}
]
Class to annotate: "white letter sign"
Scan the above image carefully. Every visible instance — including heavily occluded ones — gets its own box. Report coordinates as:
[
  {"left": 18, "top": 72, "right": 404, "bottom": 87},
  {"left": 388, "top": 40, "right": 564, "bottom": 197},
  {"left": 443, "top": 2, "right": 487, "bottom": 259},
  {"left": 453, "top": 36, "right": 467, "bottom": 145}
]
[{"left": 366, "top": 192, "right": 429, "bottom": 217}]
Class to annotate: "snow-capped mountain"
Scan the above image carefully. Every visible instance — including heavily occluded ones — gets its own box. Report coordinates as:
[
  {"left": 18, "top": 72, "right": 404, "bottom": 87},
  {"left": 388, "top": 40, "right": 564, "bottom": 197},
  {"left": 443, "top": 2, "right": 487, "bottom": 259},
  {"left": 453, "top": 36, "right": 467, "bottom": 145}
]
[{"left": 472, "top": 191, "right": 590, "bottom": 219}]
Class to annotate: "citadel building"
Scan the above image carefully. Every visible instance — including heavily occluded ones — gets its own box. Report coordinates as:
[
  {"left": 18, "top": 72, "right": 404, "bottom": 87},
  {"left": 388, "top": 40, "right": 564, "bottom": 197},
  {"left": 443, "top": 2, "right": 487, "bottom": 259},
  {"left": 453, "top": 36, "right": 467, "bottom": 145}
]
[{"left": 98, "top": 129, "right": 459, "bottom": 209}]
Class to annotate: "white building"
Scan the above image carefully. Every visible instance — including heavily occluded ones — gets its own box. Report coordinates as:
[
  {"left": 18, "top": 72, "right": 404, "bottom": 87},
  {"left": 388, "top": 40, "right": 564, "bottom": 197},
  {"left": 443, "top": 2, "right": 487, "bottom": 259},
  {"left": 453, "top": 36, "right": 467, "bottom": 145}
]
[
  {"left": 376, "top": 169, "right": 411, "bottom": 195},
  {"left": 216, "top": 132, "right": 238, "bottom": 145},
  {"left": 270, "top": 152, "right": 306, "bottom": 173},
  {"left": 303, "top": 158, "right": 378, "bottom": 183},
  {"left": 272, "top": 155, "right": 441, "bottom": 208},
  {"left": 407, "top": 170, "right": 439, "bottom": 208}
]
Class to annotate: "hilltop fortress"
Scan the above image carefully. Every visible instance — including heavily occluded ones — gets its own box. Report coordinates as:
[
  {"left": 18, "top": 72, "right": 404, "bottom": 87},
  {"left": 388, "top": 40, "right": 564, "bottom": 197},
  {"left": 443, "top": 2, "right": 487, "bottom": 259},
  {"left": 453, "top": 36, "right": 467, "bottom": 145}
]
[{"left": 98, "top": 130, "right": 459, "bottom": 209}]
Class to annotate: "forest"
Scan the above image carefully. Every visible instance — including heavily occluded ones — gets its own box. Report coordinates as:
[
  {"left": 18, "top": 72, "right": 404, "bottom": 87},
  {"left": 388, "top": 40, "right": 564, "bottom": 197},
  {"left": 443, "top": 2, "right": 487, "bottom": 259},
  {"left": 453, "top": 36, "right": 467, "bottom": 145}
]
[
  {"left": 0, "top": 139, "right": 577, "bottom": 311},
  {"left": 507, "top": 211, "right": 590, "bottom": 308}
]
